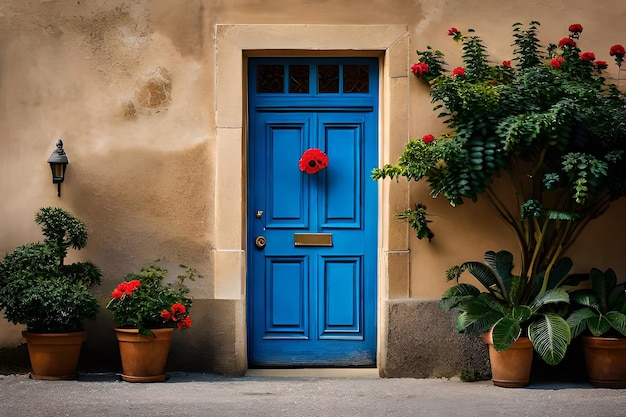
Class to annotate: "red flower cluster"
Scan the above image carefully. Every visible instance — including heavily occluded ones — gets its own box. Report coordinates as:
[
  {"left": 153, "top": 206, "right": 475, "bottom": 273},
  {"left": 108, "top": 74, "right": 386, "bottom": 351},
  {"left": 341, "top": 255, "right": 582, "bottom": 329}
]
[
  {"left": 111, "top": 280, "right": 141, "bottom": 299},
  {"left": 411, "top": 62, "right": 430, "bottom": 77},
  {"left": 595, "top": 60, "right": 608, "bottom": 70},
  {"left": 579, "top": 51, "right": 596, "bottom": 62},
  {"left": 422, "top": 134, "right": 435, "bottom": 144},
  {"left": 610, "top": 44, "right": 625, "bottom": 67},
  {"left": 558, "top": 37, "right": 577, "bottom": 48},
  {"left": 447, "top": 27, "right": 460, "bottom": 36},
  {"left": 452, "top": 67, "right": 465, "bottom": 77},
  {"left": 160, "top": 302, "right": 192, "bottom": 329},
  {"left": 610, "top": 44, "right": 626, "bottom": 57},
  {"left": 568, "top": 23, "right": 583, "bottom": 38},
  {"left": 502, "top": 60, "right": 511, "bottom": 68},
  {"left": 299, "top": 148, "right": 328, "bottom": 174},
  {"left": 551, "top": 57, "right": 565, "bottom": 69}
]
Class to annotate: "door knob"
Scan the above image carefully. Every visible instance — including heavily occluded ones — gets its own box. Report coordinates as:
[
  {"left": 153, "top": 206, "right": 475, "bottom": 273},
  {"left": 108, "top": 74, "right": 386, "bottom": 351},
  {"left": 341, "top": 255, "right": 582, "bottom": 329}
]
[{"left": 255, "top": 236, "right": 267, "bottom": 249}]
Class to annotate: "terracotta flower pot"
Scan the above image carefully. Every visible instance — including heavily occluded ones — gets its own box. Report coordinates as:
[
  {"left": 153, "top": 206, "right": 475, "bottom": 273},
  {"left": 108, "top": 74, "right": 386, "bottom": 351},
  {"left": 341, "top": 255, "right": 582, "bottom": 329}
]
[
  {"left": 482, "top": 330, "right": 533, "bottom": 388},
  {"left": 581, "top": 335, "right": 626, "bottom": 388},
  {"left": 114, "top": 328, "right": 174, "bottom": 382},
  {"left": 22, "top": 331, "right": 86, "bottom": 380}
]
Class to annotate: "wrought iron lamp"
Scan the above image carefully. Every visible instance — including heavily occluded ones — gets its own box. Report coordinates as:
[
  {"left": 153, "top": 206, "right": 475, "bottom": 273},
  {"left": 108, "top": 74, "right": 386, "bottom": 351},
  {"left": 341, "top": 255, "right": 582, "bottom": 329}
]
[{"left": 47, "top": 139, "right": 69, "bottom": 197}]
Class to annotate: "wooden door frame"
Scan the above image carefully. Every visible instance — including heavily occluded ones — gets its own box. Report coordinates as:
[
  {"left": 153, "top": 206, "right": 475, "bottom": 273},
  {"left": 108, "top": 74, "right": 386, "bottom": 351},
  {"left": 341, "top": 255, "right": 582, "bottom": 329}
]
[{"left": 213, "top": 24, "right": 412, "bottom": 374}]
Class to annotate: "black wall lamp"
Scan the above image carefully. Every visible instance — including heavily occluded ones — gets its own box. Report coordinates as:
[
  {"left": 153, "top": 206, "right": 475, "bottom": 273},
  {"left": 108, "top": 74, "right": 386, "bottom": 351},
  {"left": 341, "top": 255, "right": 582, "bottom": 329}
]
[{"left": 47, "top": 139, "right": 69, "bottom": 197}]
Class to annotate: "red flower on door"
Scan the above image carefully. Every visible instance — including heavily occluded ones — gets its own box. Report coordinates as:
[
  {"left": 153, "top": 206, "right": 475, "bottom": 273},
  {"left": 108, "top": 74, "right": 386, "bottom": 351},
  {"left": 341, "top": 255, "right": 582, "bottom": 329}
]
[{"left": 299, "top": 148, "right": 329, "bottom": 174}]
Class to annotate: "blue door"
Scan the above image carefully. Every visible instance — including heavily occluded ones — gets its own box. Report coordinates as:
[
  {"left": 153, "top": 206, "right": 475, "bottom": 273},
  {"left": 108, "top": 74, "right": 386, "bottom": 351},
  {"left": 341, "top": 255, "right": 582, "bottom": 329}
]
[{"left": 247, "top": 58, "right": 378, "bottom": 366}]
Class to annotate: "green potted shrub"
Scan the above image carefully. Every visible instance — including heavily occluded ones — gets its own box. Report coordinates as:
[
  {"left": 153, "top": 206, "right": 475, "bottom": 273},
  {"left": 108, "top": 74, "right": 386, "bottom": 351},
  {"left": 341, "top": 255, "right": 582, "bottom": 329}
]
[
  {"left": 373, "top": 21, "right": 626, "bottom": 385},
  {"left": 0, "top": 207, "right": 102, "bottom": 380},
  {"left": 566, "top": 267, "right": 626, "bottom": 387},
  {"left": 106, "top": 261, "right": 195, "bottom": 382}
]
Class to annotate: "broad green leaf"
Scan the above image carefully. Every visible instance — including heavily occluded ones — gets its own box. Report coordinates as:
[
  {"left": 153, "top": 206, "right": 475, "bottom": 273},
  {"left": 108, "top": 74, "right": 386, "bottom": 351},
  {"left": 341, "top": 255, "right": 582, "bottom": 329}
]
[
  {"left": 529, "top": 288, "right": 569, "bottom": 312},
  {"left": 566, "top": 307, "right": 596, "bottom": 338},
  {"left": 605, "top": 311, "right": 626, "bottom": 337},
  {"left": 528, "top": 313, "right": 571, "bottom": 365},
  {"left": 492, "top": 317, "right": 522, "bottom": 351}
]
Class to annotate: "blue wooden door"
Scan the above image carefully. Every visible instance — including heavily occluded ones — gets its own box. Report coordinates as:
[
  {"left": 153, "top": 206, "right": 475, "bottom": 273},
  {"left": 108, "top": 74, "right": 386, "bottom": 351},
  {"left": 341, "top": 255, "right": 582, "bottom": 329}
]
[{"left": 247, "top": 58, "right": 378, "bottom": 366}]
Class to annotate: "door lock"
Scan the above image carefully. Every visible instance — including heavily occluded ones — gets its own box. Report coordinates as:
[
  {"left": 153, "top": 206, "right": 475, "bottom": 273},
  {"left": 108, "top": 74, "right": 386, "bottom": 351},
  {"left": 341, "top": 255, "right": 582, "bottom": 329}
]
[{"left": 255, "top": 236, "right": 267, "bottom": 249}]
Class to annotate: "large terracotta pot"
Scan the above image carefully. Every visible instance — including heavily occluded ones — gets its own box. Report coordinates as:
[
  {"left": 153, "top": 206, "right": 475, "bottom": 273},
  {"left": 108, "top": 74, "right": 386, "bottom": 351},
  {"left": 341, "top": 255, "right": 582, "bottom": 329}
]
[
  {"left": 22, "top": 331, "right": 86, "bottom": 380},
  {"left": 482, "top": 330, "right": 534, "bottom": 388},
  {"left": 114, "top": 328, "right": 174, "bottom": 382},
  {"left": 581, "top": 335, "right": 626, "bottom": 388}
]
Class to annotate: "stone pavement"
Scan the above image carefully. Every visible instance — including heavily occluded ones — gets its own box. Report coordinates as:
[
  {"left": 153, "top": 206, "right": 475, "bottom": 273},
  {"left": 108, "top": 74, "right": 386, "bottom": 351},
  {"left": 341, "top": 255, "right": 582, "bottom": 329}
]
[{"left": 0, "top": 369, "right": 624, "bottom": 417}]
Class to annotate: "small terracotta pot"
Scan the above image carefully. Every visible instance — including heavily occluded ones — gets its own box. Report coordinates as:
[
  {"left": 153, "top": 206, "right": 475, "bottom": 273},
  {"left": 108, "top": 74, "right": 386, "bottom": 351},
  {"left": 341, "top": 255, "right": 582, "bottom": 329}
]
[
  {"left": 22, "top": 331, "right": 86, "bottom": 380},
  {"left": 482, "top": 330, "right": 533, "bottom": 388},
  {"left": 114, "top": 328, "right": 174, "bottom": 383},
  {"left": 581, "top": 335, "right": 626, "bottom": 388}
]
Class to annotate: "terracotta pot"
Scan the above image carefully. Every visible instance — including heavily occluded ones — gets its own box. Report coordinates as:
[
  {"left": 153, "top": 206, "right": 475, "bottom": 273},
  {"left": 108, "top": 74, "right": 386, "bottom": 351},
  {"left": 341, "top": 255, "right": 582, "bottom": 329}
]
[
  {"left": 114, "top": 328, "right": 174, "bottom": 382},
  {"left": 482, "top": 330, "right": 533, "bottom": 388},
  {"left": 581, "top": 335, "right": 626, "bottom": 388},
  {"left": 22, "top": 331, "right": 86, "bottom": 380}
]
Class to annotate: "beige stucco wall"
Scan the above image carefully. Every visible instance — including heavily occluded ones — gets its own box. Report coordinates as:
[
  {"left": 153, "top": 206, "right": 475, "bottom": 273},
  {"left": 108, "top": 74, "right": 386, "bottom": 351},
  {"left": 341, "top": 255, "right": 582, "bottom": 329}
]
[{"left": 1, "top": 0, "right": 625, "bottom": 376}]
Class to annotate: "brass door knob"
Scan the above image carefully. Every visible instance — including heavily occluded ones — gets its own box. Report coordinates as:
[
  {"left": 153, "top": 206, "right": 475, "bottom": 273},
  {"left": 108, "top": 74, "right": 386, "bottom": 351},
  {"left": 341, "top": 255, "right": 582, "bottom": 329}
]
[{"left": 255, "top": 236, "right": 267, "bottom": 249}]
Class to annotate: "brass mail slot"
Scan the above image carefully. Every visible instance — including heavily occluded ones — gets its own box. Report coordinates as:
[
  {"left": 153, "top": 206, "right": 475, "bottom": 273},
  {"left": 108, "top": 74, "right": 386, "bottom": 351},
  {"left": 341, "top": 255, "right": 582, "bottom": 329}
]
[{"left": 294, "top": 233, "right": 333, "bottom": 247}]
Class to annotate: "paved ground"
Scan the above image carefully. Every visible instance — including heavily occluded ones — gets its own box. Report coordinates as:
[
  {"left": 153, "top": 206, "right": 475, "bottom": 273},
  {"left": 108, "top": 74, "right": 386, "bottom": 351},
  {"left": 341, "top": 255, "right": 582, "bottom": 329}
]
[{"left": 0, "top": 370, "right": 624, "bottom": 417}]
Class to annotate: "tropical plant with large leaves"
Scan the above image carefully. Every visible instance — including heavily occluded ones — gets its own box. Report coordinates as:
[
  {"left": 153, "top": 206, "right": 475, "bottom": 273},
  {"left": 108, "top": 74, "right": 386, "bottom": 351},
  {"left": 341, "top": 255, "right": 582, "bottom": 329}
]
[
  {"left": 566, "top": 268, "right": 626, "bottom": 338},
  {"left": 440, "top": 249, "right": 582, "bottom": 365}
]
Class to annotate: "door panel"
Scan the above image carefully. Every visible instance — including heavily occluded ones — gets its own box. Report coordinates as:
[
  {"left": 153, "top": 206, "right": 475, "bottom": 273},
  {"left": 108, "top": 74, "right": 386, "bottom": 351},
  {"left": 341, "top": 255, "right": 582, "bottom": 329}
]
[{"left": 248, "top": 58, "right": 378, "bottom": 367}]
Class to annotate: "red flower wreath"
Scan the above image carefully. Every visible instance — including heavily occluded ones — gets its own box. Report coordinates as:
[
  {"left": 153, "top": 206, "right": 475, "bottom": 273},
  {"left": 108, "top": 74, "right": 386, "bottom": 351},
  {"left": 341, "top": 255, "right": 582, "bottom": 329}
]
[{"left": 299, "top": 148, "right": 328, "bottom": 174}]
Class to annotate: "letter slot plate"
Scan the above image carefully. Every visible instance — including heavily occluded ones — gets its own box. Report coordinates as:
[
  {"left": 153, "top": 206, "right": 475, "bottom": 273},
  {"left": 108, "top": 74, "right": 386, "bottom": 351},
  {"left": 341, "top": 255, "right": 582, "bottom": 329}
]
[{"left": 294, "top": 233, "right": 333, "bottom": 247}]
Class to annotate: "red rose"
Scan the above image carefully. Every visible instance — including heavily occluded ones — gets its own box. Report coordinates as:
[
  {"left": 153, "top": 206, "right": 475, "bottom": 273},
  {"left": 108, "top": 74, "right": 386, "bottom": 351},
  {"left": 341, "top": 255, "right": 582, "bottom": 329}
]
[
  {"left": 568, "top": 23, "right": 583, "bottom": 33},
  {"left": 452, "top": 67, "right": 465, "bottom": 77},
  {"left": 411, "top": 62, "right": 430, "bottom": 77},
  {"left": 610, "top": 44, "right": 625, "bottom": 57},
  {"left": 502, "top": 60, "right": 511, "bottom": 68},
  {"left": 595, "top": 60, "right": 608, "bottom": 70},
  {"left": 551, "top": 57, "right": 565, "bottom": 69},
  {"left": 299, "top": 148, "right": 329, "bottom": 174},
  {"left": 580, "top": 51, "right": 596, "bottom": 61},
  {"left": 447, "top": 27, "right": 459, "bottom": 36},
  {"left": 558, "top": 38, "right": 576, "bottom": 48},
  {"left": 422, "top": 134, "right": 435, "bottom": 144}
]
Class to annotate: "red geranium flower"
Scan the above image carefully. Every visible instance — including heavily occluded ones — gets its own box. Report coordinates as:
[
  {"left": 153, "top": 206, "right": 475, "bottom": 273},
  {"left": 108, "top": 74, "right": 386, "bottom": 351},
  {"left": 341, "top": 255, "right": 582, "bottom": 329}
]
[
  {"left": 502, "top": 60, "right": 511, "bottom": 68},
  {"left": 171, "top": 303, "right": 186, "bottom": 319},
  {"left": 452, "top": 67, "right": 465, "bottom": 77},
  {"left": 422, "top": 134, "right": 435, "bottom": 144},
  {"left": 610, "top": 44, "right": 625, "bottom": 57},
  {"left": 411, "top": 62, "right": 430, "bottom": 77},
  {"left": 580, "top": 51, "right": 596, "bottom": 61},
  {"left": 568, "top": 23, "right": 583, "bottom": 38},
  {"left": 447, "top": 27, "right": 459, "bottom": 36},
  {"left": 112, "top": 288, "right": 123, "bottom": 299},
  {"left": 551, "top": 57, "right": 565, "bottom": 69},
  {"left": 299, "top": 148, "right": 329, "bottom": 174},
  {"left": 558, "top": 37, "right": 577, "bottom": 48},
  {"left": 160, "top": 309, "right": 172, "bottom": 321},
  {"left": 178, "top": 316, "right": 192, "bottom": 329},
  {"left": 595, "top": 60, "right": 608, "bottom": 70}
]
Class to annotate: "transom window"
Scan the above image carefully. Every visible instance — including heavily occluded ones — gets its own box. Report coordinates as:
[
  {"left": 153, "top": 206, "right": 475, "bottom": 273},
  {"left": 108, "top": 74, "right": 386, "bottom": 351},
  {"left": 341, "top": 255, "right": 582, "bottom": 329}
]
[{"left": 256, "top": 61, "right": 370, "bottom": 95}]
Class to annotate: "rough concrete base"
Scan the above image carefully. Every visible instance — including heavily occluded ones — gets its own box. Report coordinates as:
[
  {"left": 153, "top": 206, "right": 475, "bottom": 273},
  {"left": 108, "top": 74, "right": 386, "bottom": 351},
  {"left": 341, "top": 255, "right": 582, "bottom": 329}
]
[{"left": 382, "top": 299, "right": 490, "bottom": 379}]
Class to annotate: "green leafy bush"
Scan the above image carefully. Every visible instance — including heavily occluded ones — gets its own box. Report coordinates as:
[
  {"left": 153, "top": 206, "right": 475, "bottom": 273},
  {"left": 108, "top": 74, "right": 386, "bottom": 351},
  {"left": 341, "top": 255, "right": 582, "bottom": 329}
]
[{"left": 0, "top": 207, "right": 101, "bottom": 333}]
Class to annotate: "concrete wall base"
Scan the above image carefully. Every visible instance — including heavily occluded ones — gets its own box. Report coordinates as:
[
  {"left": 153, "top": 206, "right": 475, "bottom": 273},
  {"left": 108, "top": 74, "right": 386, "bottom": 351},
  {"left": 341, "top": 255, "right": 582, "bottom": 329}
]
[{"left": 382, "top": 299, "right": 490, "bottom": 378}]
